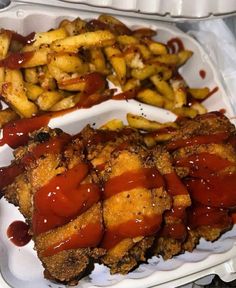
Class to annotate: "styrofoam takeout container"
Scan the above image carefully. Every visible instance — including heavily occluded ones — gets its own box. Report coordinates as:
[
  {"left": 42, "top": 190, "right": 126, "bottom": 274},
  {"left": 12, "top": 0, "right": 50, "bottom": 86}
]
[{"left": 0, "top": 4, "right": 236, "bottom": 288}]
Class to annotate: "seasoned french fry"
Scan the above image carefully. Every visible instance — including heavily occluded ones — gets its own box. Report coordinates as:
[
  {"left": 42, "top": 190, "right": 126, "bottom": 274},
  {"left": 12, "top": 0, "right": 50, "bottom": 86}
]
[
  {"left": 177, "top": 50, "right": 193, "bottom": 66},
  {"left": 58, "top": 77, "right": 86, "bottom": 91},
  {"left": 104, "top": 46, "right": 126, "bottom": 84},
  {"left": 51, "top": 30, "right": 115, "bottom": 53},
  {"left": 32, "top": 28, "right": 68, "bottom": 47},
  {"left": 2, "top": 69, "right": 38, "bottom": 118},
  {"left": 50, "top": 94, "right": 80, "bottom": 111},
  {"left": 107, "top": 74, "right": 120, "bottom": 87},
  {"left": 150, "top": 54, "right": 179, "bottom": 65},
  {"left": 98, "top": 14, "right": 131, "bottom": 35},
  {"left": 171, "top": 79, "right": 187, "bottom": 108},
  {"left": 131, "top": 64, "right": 172, "bottom": 81},
  {"left": 37, "top": 90, "right": 64, "bottom": 111},
  {"left": 147, "top": 41, "right": 168, "bottom": 55},
  {"left": 150, "top": 75, "right": 174, "bottom": 100},
  {"left": 172, "top": 107, "right": 198, "bottom": 118},
  {"left": 0, "top": 30, "right": 11, "bottom": 83},
  {"left": 100, "top": 119, "right": 124, "bottom": 130},
  {"left": 127, "top": 113, "right": 177, "bottom": 131},
  {"left": 123, "top": 78, "right": 140, "bottom": 91},
  {"left": 135, "top": 44, "right": 152, "bottom": 60},
  {"left": 90, "top": 48, "right": 108, "bottom": 74},
  {"left": 25, "top": 82, "right": 44, "bottom": 101},
  {"left": 0, "top": 108, "right": 18, "bottom": 128},
  {"left": 24, "top": 67, "right": 39, "bottom": 84},
  {"left": 22, "top": 47, "right": 50, "bottom": 68},
  {"left": 187, "top": 87, "right": 210, "bottom": 100},
  {"left": 191, "top": 102, "right": 207, "bottom": 115},
  {"left": 136, "top": 89, "right": 164, "bottom": 107},
  {"left": 59, "top": 18, "right": 87, "bottom": 36},
  {"left": 117, "top": 35, "right": 138, "bottom": 45}
]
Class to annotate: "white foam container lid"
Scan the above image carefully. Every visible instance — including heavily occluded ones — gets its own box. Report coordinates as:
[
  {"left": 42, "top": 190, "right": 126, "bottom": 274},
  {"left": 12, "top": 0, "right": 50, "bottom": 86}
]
[
  {"left": 0, "top": 3, "right": 236, "bottom": 288},
  {"left": 2, "top": 0, "right": 236, "bottom": 21}
]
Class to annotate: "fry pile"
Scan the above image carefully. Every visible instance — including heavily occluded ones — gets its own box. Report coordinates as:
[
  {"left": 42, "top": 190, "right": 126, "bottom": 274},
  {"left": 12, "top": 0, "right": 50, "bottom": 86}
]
[{"left": 0, "top": 14, "right": 210, "bottom": 128}]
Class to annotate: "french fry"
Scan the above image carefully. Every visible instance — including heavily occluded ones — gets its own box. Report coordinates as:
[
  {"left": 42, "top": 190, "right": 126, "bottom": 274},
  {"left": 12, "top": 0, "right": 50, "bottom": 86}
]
[
  {"left": 127, "top": 113, "right": 177, "bottom": 131},
  {"left": 171, "top": 79, "right": 187, "bottom": 108},
  {"left": 150, "top": 75, "right": 174, "bottom": 100},
  {"left": 25, "top": 82, "right": 44, "bottom": 101},
  {"left": 135, "top": 44, "right": 152, "bottom": 60},
  {"left": 98, "top": 14, "right": 131, "bottom": 35},
  {"left": 2, "top": 69, "right": 38, "bottom": 118},
  {"left": 191, "top": 102, "right": 207, "bottom": 115},
  {"left": 150, "top": 54, "right": 179, "bottom": 65},
  {"left": 59, "top": 18, "right": 87, "bottom": 36},
  {"left": 177, "top": 50, "right": 193, "bottom": 66},
  {"left": 136, "top": 89, "right": 164, "bottom": 107},
  {"left": 172, "top": 107, "right": 198, "bottom": 118},
  {"left": 24, "top": 67, "right": 39, "bottom": 84},
  {"left": 123, "top": 78, "right": 140, "bottom": 91},
  {"left": 21, "top": 47, "right": 50, "bottom": 68},
  {"left": 0, "top": 108, "right": 18, "bottom": 128},
  {"left": 51, "top": 30, "right": 115, "bottom": 53},
  {"left": 32, "top": 28, "right": 68, "bottom": 47},
  {"left": 90, "top": 48, "right": 108, "bottom": 74},
  {"left": 117, "top": 35, "right": 138, "bottom": 46},
  {"left": 0, "top": 30, "right": 11, "bottom": 83},
  {"left": 147, "top": 41, "right": 168, "bottom": 55},
  {"left": 100, "top": 119, "right": 124, "bottom": 130},
  {"left": 37, "top": 90, "right": 64, "bottom": 111},
  {"left": 187, "top": 87, "right": 210, "bottom": 100},
  {"left": 50, "top": 94, "right": 80, "bottom": 111},
  {"left": 104, "top": 46, "right": 126, "bottom": 84},
  {"left": 131, "top": 64, "right": 172, "bottom": 81}
]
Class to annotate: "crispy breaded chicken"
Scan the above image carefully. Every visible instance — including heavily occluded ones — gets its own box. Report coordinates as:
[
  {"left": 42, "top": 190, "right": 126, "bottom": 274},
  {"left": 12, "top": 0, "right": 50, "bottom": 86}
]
[{"left": 82, "top": 126, "right": 171, "bottom": 274}]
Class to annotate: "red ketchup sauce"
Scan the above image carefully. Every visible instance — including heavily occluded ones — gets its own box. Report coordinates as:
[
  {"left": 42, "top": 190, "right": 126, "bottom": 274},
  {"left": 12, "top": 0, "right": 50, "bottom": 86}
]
[
  {"left": 33, "top": 163, "right": 101, "bottom": 235},
  {"left": 104, "top": 167, "right": 164, "bottom": 199},
  {"left": 160, "top": 173, "right": 189, "bottom": 241},
  {"left": 7, "top": 221, "right": 32, "bottom": 246},
  {"left": 166, "top": 132, "right": 229, "bottom": 151},
  {"left": 167, "top": 38, "right": 184, "bottom": 54},
  {"left": 101, "top": 167, "right": 165, "bottom": 249},
  {"left": 199, "top": 70, "right": 206, "bottom": 79},
  {"left": 187, "top": 204, "right": 231, "bottom": 230},
  {"left": 0, "top": 51, "right": 34, "bottom": 69},
  {"left": 0, "top": 114, "right": 51, "bottom": 148},
  {"left": 43, "top": 222, "right": 104, "bottom": 257},
  {"left": 176, "top": 152, "right": 236, "bottom": 208}
]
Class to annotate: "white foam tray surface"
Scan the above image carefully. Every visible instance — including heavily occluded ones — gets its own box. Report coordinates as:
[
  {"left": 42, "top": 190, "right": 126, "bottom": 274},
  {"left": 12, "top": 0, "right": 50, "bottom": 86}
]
[{"left": 0, "top": 5, "right": 236, "bottom": 288}]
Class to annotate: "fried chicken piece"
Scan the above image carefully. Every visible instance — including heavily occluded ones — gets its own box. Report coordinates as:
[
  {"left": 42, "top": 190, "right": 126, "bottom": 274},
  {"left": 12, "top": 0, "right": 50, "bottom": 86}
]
[
  {"left": 83, "top": 125, "right": 171, "bottom": 274},
  {"left": 152, "top": 148, "right": 191, "bottom": 260},
  {"left": 168, "top": 112, "right": 236, "bottom": 251},
  {"left": 2, "top": 128, "right": 105, "bottom": 285}
]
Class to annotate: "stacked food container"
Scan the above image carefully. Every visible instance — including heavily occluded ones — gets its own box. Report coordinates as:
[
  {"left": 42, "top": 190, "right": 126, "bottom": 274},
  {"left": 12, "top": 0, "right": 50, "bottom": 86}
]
[{"left": 0, "top": 1, "right": 236, "bottom": 287}]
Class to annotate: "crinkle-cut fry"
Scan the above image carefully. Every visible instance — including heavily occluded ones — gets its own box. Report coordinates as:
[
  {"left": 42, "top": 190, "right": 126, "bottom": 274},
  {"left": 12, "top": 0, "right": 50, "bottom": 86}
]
[
  {"left": 127, "top": 113, "right": 177, "bottom": 131},
  {"left": 172, "top": 107, "right": 198, "bottom": 118},
  {"left": 24, "top": 67, "right": 39, "bottom": 84},
  {"left": 37, "top": 90, "right": 64, "bottom": 111},
  {"left": 137, "top": 88, "right": 164, "bottom": 107},
  {"left": 0, "top": 108, "right": 18, "bottom": 128},
  {"left": 191, "top": 102, "right": 207, "bottom": 115},
  {"left": 187, "top": 87, "right": 210, "bottom": 100},
  {"left": 31, "top": 28, "right": 68, "bottom": 47},
  {"left": 131, "top": 63, "right": 172, "bottom": 80},
  {"left": 49, "top": 52, "right": 89, "bottom": 74},
  {"left": 171, "top": 79, "right": 187, "bottom": 108},
  {"left": 150, "top": 75, "right": 174, "bottom": 101},
  {"left": 2, "top": 69, "right": 38, "bottom": 118},
  {"left": 49, "top": 94, "right": 80, "bottom": 111},
  {"left": 104, "top": 46, "right": 126, "bottom": 84},
  {"left": 25, "top": 82, "right": 44, "bottom": 101},
  {"left": 21, "top": 47, "right": 50, "bottom": 68},
  {"left": 147, "top": 40, "right": 168, "bottom": 55},
  {"left": 100, "top": 119, "right": 124, "bottom": 131},
  {"left": 51, "top": 30, "right": 115, "bottom": 53},
  {"left": 177, "top": 50, "right": 193, "bottom": 67},
  {"left": 90, "top": 48, "right": 108, "bottom": 74}
]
